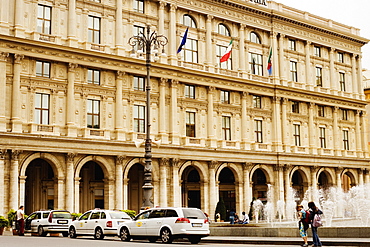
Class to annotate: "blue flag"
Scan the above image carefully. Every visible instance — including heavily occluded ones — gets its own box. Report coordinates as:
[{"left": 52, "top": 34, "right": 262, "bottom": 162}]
[{"left": 177, "top": 27, "right": 189, "bottom": 53}]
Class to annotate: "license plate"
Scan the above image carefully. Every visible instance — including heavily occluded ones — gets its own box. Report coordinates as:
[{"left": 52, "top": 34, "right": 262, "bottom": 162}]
[
  {"left": 192, "top": 223, "right": 202, "bottom": 227},
  {"left": 58, "top": 220, "right": 68, "bottom": 224}
]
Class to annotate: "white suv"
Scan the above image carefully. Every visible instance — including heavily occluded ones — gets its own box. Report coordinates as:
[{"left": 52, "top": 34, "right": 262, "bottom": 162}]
[
  {"left": 25, "top": 210, "right": 72, "bottom": 237},
  {"left": 69, "top": 209, "right": 132, "bottom": 239},
  {"left": 117, "top": 207, "right": 210, "bottom": 244}
]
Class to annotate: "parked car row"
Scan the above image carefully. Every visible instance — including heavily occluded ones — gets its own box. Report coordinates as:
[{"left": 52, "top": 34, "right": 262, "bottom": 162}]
[{"left": 24, "top": 207, "right": 210, "bottom": 244}]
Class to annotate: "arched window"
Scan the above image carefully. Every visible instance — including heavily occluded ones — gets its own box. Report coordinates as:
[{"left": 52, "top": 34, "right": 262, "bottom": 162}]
[
  {"left": 182, "top": 14, "right": 196, "bottom": 28},
  {"left": 218, "top": 24, "right": 230, "bottom": 36},
  {"left": 250, "top": 32, "right": 261, "bottom": 44}
]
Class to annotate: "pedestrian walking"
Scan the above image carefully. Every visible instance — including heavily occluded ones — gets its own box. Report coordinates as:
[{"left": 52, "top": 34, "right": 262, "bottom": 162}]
[
  {"left": 16, "top": 206, "right": 25, "bottom": 236},
  {"left": 296, "top": 205, "right": 309, "bottom": 247},
  {"left": 308, "top": 201, "right": 323, "bottom": 247}
]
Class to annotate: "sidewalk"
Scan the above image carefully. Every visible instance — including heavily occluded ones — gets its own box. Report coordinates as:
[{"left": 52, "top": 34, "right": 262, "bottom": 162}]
[{"left": 202, "top": 236, "right": 370, "bottom": 246}]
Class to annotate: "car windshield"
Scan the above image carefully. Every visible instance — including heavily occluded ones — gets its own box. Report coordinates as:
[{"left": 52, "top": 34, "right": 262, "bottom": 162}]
[
  {"left": 109, "top": 211, "right": 131, "bottom": 219},
  {"left": 52, "top": 212, "right": 72, "bottom": 219},
  {"left": 182, "top": 209, "right": 206, "bottom": 219}
]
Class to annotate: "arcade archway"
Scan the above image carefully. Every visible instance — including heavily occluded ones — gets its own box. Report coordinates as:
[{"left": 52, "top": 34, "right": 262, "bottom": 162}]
[
  {"left": 128, "top": 163, "right": 144, "bottom": 213},
  {"left": 252, "top": 168, "right": 268, "bottom": 203},
  {"left": 291, "top": 170, "right": 308, "bottom": 203},
  {"left": 181, "top": 166, "right": 201, "bottom": 209},
  {"left": 218, "top": 167, "right": 236, "bottom": 212}
]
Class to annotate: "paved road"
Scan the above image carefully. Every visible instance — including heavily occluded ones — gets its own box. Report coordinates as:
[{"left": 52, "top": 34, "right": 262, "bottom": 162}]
[{"left": 0, "top": 235, "right": 353, "bottom": 247}]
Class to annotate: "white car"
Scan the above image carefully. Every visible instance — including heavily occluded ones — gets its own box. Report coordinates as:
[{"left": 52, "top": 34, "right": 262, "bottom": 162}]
[
  {"left": 69, "top": 209, "right": 131, "bottom": 239},
  {"left": 117, "top": 207, "right": 210, "bottom": 244},
  {"left": 25, "top": 210, "right": 72, "bottom": 237}
]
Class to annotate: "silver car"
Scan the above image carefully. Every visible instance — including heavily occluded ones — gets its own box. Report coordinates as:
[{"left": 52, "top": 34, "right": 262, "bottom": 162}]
[{"left": 118, "top": 207, "right": 210, "bottom": 244}]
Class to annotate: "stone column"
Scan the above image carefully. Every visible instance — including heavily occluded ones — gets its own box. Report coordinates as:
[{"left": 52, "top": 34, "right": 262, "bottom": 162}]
[
  {"left": 310, "top": 166, "right": 318, "bottom": 201},
  {"left": 123, "top": 178, "right": 129, "bottom": 210},
  {"left": 207, "top": 87, "right": 217, "bottom": 148},
  {"left": 281, "top": 98, "right": 289, "bottom": 152},
  {"left": 168, "top": 4, "right": 177, "bottom": 65},
  {"left": 278, "top": 34, "right": 286, "bottom": 85},
  {"left": 242, "top": 163, "right": 252, "bottom": 214},
  {"left": 115, "top": 0, "right": 124, "bottom": 55},
  {"left": 308, "top": 102, "right": 316, "bottom": 154},
  {"left": 272, "top": 97, "right": 282, "bottom": 152},
  {"left": 208, "top": 161, "right": 217, "bottom": 219},
  {"left": 364, "top": 169, "right": 370, "bottom": 186},
  {"left": 333, "top": 107, "right": 340, "bottom": 155},
  {"left": 355, "top": 110, "right": 362, "bottom": 157},
  {"left": 67, "top": 63, "right": 77, "bottom": 137},
  {"left": 115, "top": 71, "right": 125, "bottom": 140},
  {"left": 361, "top": 112, "right": 369, "bottom": 158},
  {"left": 158, "top": 1, "right": 167, "bottom": 64},
  {"left": 11, "top": 54, "right": 24, "bottom": 133},
  {"left": 171, "top": 158, "right": 180, "bottom": 207},
  {"left": 57, "top": 178, "right": 65, "bottom": 210},
  {"left": 67, "top": 0, "right": 78, "bottom": 47},
  {"left": 283, "top": 165, "right": 291, "bottom": 219},
  {"left": 351, "top": 54, "right": 358, "bottom": 98},
  {"left": 357, "top": 55, "right": 363, "bottom": 98},
  {"left": 108, "top": 179, "right": 115, "bottom": 210},
  {"left": 65, "top": 153, "right": 75, "bottom": 213},
  {"left": 158, "top": 78, "right": 168, "bottom": 143},
  {"left": 169, "top": 80, "right": 179, "bottom": 145},
  {"left": 241, "top": 92, "right": 249, "bottom": 149},
  {"left": 270, "top": 32, "right": 279, "bottom": 84},
  {"left": 14, "top": 0, "right": 25, "bottom": 37},
  {"left": 0, "top": 53, "right": 8, "bottom": 131},
  {"left": 19, "top": 176, "right": 27, "bottom": 209},
  {"left": 159, "top": 158, "right": 169, "bottom": 207},
  {"left": 74, "top": 177, "right": 81, "bottom": 213},
  {"left": 275, "top": 164, "right": 285, "bottom": 219},
  {"left": 10, "top": 150, "right": 21, "bottom": 210},
  {"left": 0, "top": 150, "right": 6, "bottom": 215},
  {"left": 329, "top": 48, "right": 337, "bottom": 93},
  {"left": 0, "top": 0, "right": 10, "bottom": 34},
  {"left": 305, "top": 41, "right": 312, "bottom": 90},
  {"left": 205, "top": 15, "right": 214, "bottom": 71},
  {"left": 239, "top": 24, "right": 246, "bottom": 76},
  {"left": 115, "top": 155, "right": 125, "bottom": 210},
  {"left": 358, "top": 168, "right": 365, "bottom": 186}
]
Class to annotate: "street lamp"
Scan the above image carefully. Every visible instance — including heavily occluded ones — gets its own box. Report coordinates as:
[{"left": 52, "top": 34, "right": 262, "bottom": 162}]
[{"left": 128, "top": 25, "right": 168, "bottom": 209}]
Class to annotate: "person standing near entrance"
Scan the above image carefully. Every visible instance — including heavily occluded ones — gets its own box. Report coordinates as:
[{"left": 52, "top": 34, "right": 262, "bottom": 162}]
[
  {"left": 296, "top": 205, "right": 309, "bottom": 247},
  {"left": 16, "top": 206, "right": 25, "bottom": 236},
  {"left": 308, "top": 202, "right": 323, "bottom": 247}
]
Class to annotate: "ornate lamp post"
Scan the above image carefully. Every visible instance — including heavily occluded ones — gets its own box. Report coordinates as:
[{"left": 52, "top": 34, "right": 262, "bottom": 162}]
[{"left": 128, "top": 25, "right": 168, "bottom": 209}]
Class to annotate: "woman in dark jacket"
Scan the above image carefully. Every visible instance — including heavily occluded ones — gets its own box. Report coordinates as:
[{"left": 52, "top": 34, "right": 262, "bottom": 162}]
[{"left": 308, "top": 201, "right": 323, "bottom": 247}]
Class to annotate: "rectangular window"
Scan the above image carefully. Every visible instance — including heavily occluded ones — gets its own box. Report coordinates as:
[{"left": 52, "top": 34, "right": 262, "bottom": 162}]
[
  {"left": 290, "top": 61, "right": 298, "bottom": 82},
  {"left": 338, "top": 52, "right": 344, "bottom": 63},
  {"left": 185, "top": 85, "right": 195, "bottom": 99},
  {"left": 134, "top": 105, "right": 145, "bottom": 133},
  {"left": 88, "top": 16, "right": 101, "bottom": 44},
  {"left": 36, "top": 61, "right": 51, "bottom": 77},
  {"left": 133, "top": 0, "right": 144, "bottom": 13},
  {"left": 183, "top": 38, "right": 198, "bottom": 63},
  {"left": 343, "top": 130, "right": 349, "bottom": 150},
  {"left": 318, "top": 105, "right": 325, "bottom": 117},
  {"left": 88, "top": 69, "right": 100, "bottom": 85},
  {"left": 249, "top": 53, "right": 263, "bottom": 76},
  {"left": 339, "top": 72, "right": 346, "bottom": 92},
  {"left": 133, "top": 25, "right": 145, "bottom": 51},
  {"left": 222, "top": 116, "right": 231, "bottom": 141},
  {"left": 87, "top": 99, "right": 100, "bottom": 129},
  {"left": 134, "top": 76, "right": 145, "bottom": 91},
  {"left": 253, "top": 95, "right": 262, "bottom": 108},
  {"left": 255, "top": 119, "right": 263, "bottom": 143},
  {"left": 342, "top": 109, "right": 348, "bottom": 120},
  {"left": 220, "top": 90, "right": 230, "bottom": 104},
  {"left": 288, "top": 39, "right": 296, "bottom": 51},
  {"left": 35, "top": 93, "right": 50, "bottom": 125},
  {"left": 37, "top": 5, "right": 51, "bottom": 34},
  {"left": 314, "top": 46, "right": 321, "bottom": 57},
  {"left": 292, "top": 101, "right": 299, "bottom": 113},
  {"left": 186, "top": 111, "right": 196, "bottom": 137},
  {"left": 293, "top": 124, "right": 301, "bottom": 146},
  {"left": 217, "top": 44, "right": 232, "bottom": 70},
  {"left": 319, "top": 127, "right": 326, "bottom": 148},
  {"left": 316, "top": 67, "right": 322, "bottom": 87}
]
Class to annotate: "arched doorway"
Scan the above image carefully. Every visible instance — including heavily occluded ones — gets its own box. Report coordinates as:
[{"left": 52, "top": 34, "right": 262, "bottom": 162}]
[
  {"left": 292, "top": 170, "right": 307, "bottom": 203},
  {"left": 128, "top": 163, "right": 144, "bottom": 213},
  {"left": 25, "top": 158, "right": 56, "bottom": 215},
  {"left": 79, "top": 161, "right": 105, "bottom": 212},
  {"left": 342, "top": 172, "right": 353, "bottom": 192},
  {"left": 181, "top": 166, "right": 201, "bottom": 209},
  {"left": 318, "top": 172, "right": 330, "bottom": 190},
  {"left": 218, "top": 167, "right": 236, "bottom": 212},
  {"left": 252, "top": 169, "right": 268, "bottom": 203}
]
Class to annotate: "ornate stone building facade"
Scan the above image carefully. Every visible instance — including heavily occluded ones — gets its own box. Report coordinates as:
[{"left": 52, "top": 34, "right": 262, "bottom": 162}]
[{"left": 0, "top": 0, "right": 369, "bottom": 219}]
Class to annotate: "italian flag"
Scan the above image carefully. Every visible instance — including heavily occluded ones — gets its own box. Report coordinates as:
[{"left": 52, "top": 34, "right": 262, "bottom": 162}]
[
  {"left": 267, "top": 47, "right": 272, "bottom": 76},
  {"left": 220, "top": 39, "right": 233, "bottom": 63}
]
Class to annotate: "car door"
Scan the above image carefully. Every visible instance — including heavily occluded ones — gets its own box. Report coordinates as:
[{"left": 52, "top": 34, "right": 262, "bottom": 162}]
[
  {"left": 25, "top": 213, "right": 37, "bottom": 232},
  {"left": 85, "top": 211, "right": 100, "bottom": 235},
  {"left": 129, "top": 210, "right": 150, "bottom": 236},
  {"left": 146, "top": 209, "right": 165, "bottom": 236},
  {"left": 75, "top": 211, "right": 91, "bottom": 234},
  {"left": 30, "top": 212, "right": 42, "bottom": 232}
]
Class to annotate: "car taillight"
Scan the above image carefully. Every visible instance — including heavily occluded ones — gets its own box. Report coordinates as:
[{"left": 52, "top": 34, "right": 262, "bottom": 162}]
[
  {"left": 106, "top": 221, "right": 112, "bottom": 227},
  {"left": 175, "top": 218, "right": 190, "bottom": 223},
  {"left": 204, "top": 219, "right": 209, "bottom": 224},
  {"left": 48, "top": 213, "right": 52, "bottom": 223}
]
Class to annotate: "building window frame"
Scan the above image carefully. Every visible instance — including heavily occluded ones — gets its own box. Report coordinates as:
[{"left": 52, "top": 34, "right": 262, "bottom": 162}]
[
  {"left": 88, "top": 15, "right": 101, "bottom": 44},
  {"left": 134, "top": 105, "right": 145, "bottom": 133},
  {"left": 133, "top": 0, "right": 144, "bottom": 13},
  {"left": 37, "top": 4, "right": 52, "bottom": 34},
  {"left": 314, "top": 46, "right": 321, "bottom": 57},
  {"left": 339, "top": 72, "right": 346, "bottom": 92},
  {"left": 186, "top": 111, "right": 196, "bottom": 137},
  {"left": 87, "top": 99, "right": 100, "bottom": 129},
  {"left": 249, "top": 53, "right": 263, "bottom": 76},
  {"left": 218, "top": 24, "right": 230, "bottom": 36},
  {"left": 36, "top": 60, "right": 51, "bottom": 77},
  {"left": 182, "top": 14, "right": 197, "bottom": 28},
  {"left": 253, "top": 95, "right": 262, "bottom": 108},
  {"left": 35, "top": 93, "right": 50, "bottom": 125},
  {"left": 185, "top": 85, "right": 195, "bottom": 99},
  {"left": 217, "top": 44, "right": 232, "bottom": 70},
  {"left": 316, "top": 67, "right": 323, "bottom": 87},
  {"left": 134, "top": 76, "right": 145, "bottom": 91},
  {"left": 341, "top": 109, "right": 348, "bottom": 120},
  {"left": 220, "top": 90, "right": 230, "bottom": 104},
  {"left": 250, "top": 32, "right": 261, "bottom": 44},
  {"left": 87, "top": 69, "right": 100, "bottom": 85},
  {"left": 255, "top": 119, "right": 263, "bottom": 143},
  {"left": 343, "top": 129, "right": 349, "bottom": 150},
  {"left": 288, "top": 39, "right": 296, "bottom": 51},
  {"left": 338, "top": 52, "right": 344, "bottom": 63},
  {"left": 183, "top": 38, "right": 198, "bottom": 63},
  {"left": 290, "top": 61, "right": 298, "bottom": 82},
  {"left": 318, "top": 105, "right": 325, "bottom": 117},
  {"left": 222, "top": 116, "right": 231, "bottom": 141},
  {"left": 293, "top": 124, "right": 301, "bottom": 146},
  {"left": 319, "top": 127, "right": 326, "bottom": 148},
  {"left": 292, "top": 101, "right": 299, "bottom": 113}
]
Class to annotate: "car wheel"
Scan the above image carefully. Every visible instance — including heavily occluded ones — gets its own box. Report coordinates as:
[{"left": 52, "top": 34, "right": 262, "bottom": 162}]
[
  {"left": 94, "top": 227, "right": 104, "bottom": 240},
  {"left": 120, "top": 227, "right": 131, "bottom": 242},
  {"left": 160, "top": 228, "right": 173, "bottom": 244},
  {"left": 62, "top": 232, "right": 69, "bottom": 237},
  {"left": 69, "top": 227, "right": 77, "bottom": 238},
  {"left": 38, "top": 226, "right": 47, "bottom": 237},
  {"left": 189, "top": 236, "right": 201, "bottom": 244},
  {"left": 148, "top": 237, "right": 157, "bottom": 243}
]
